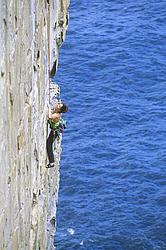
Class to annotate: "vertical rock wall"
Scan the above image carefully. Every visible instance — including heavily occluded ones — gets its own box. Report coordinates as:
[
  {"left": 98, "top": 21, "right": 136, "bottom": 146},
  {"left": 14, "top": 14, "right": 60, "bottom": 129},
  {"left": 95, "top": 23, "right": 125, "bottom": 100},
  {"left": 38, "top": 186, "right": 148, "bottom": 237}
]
[{"left": 0, "top": 0, "right": 69, "bottom": 249}]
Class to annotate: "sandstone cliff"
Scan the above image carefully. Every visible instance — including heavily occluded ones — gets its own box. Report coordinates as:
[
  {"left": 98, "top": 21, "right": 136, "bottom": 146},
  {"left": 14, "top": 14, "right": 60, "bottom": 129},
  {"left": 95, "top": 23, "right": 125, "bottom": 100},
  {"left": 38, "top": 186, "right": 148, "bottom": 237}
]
[{"left": 0, "top": 0, "right": 69, "bottom": 249}]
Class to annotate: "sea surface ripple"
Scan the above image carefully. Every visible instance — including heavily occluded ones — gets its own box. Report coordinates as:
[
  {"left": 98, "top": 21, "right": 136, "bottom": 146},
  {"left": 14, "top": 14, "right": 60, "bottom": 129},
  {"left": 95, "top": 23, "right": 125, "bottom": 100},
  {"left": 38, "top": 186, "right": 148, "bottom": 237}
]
[{"left": 54, "top": 0, "right": 166, "bottom": 249}]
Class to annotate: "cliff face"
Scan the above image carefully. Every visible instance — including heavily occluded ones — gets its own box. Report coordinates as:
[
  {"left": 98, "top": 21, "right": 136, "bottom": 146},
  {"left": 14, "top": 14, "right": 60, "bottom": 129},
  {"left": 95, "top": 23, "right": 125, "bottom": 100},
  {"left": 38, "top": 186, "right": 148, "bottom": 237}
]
[{"left": 0, "top": 0, "right": 69, "bottom": 249}]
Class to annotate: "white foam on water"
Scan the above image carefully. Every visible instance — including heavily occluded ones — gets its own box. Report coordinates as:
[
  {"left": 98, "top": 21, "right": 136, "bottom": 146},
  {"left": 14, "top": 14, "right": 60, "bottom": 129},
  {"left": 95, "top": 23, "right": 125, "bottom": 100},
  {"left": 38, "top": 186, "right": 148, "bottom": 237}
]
[
  {"left": 67, "top": 228, "right": 75, "bottom": 235},
  {"left": 80, "top": 241, "right": 84, "bottom": 246}
]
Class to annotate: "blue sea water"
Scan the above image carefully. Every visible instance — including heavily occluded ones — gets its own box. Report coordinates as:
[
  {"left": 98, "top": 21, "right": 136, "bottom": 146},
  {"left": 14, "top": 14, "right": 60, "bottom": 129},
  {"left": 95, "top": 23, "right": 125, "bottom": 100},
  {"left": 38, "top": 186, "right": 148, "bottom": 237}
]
[{"left": 54, "top": 0, "right": 166, "bottom": 249}]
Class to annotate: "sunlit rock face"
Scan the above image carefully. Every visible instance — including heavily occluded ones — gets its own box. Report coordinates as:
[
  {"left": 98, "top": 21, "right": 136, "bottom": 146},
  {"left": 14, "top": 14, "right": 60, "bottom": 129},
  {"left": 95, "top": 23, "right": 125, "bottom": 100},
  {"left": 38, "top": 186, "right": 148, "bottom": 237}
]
[{"left": 0, "top": 0, "right": 69, "bottom": 249}]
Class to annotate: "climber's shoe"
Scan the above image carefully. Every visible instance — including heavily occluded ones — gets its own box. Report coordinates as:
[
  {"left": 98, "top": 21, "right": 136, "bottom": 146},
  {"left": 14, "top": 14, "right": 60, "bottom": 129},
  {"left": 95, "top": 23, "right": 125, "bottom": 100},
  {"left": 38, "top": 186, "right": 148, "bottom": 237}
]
[{"left": 46, "top": 163, "right": 55, "bottom": 168}]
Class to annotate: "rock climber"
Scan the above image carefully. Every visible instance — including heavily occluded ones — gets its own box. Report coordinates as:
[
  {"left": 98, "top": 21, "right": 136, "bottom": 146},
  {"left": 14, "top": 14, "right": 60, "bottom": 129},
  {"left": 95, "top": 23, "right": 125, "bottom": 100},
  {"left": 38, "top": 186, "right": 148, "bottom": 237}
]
[{"left": 46, "top": 101, "right": 68, "bottom": 168}]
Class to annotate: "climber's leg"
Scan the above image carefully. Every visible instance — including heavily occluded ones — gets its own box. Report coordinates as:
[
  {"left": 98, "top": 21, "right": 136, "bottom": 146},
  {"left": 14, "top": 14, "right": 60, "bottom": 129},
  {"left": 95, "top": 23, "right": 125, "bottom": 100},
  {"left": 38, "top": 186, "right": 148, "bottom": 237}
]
[{"left": 46, "top": 130, "right": 57, "bottom": 165}]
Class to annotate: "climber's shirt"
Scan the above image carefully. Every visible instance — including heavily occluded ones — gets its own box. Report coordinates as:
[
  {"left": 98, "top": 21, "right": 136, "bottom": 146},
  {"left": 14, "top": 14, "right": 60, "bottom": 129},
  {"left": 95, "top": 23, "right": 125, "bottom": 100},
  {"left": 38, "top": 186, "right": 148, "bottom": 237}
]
[
  {"left": 48, "top": 118, "right": 67, "bottom": 137},
  {"left": 48, "top": 118, "right": 60, "bottom": 130}
]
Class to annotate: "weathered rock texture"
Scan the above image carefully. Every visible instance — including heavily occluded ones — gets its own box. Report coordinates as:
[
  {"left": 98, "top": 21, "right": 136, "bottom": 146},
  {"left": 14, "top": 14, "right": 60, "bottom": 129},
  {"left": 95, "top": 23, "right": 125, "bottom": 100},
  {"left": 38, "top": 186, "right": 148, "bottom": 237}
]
[{"left": 0, "top": 0, "right": 69, "bottom": 249}]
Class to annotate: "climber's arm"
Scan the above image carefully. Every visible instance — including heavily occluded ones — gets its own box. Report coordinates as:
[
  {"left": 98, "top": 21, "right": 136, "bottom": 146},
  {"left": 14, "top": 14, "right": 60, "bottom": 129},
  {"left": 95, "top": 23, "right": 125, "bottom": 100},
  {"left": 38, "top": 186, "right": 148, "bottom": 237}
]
[
  {"left": 48, "top": 107, "right": 60, "bottom": 120},
  {"left": 50, "top": 112, "right": 60, "bottom": 120},
  {"left": 48, "top": 106, "right": 52, "bottom": 119}
]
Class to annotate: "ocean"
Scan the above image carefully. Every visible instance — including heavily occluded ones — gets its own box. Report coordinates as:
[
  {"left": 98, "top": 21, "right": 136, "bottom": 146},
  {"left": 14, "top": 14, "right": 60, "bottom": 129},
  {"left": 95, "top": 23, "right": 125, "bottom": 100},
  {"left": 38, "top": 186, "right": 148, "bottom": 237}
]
[{"left": 54, "top": 0, "right": 166, "bottom": 249}]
